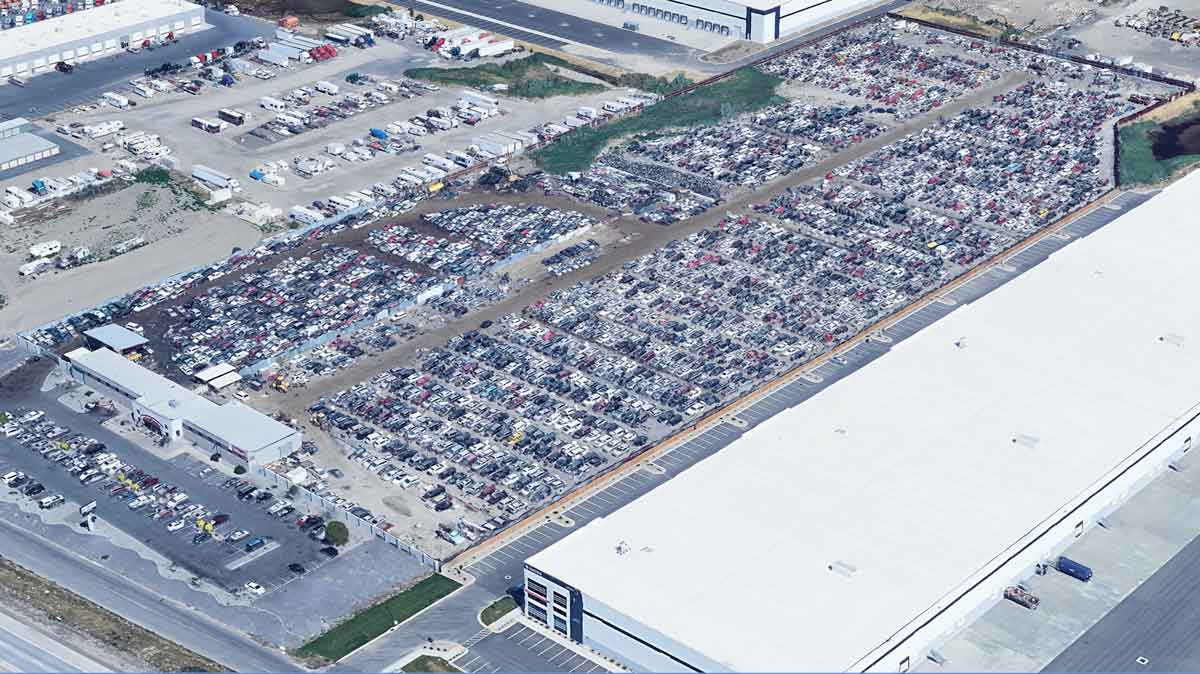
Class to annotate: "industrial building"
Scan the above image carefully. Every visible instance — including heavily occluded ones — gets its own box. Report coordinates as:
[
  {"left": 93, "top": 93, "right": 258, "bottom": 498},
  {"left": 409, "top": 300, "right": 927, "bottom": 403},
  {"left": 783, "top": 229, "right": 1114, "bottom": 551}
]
[
  {"left": 0, "top": 117, "right": 59, "bottom": 171},
  {"left": 525, "top": 175, "right": 1200, "bottom": 672},
  {"left": 572, "top": 0, "right": 880, "bottom": 42},
  {"left": 0, "top": 0, "right": 203, "bottom": 79},
  {"left": 62, "top": 345, "right": 301, "bottom": 467},
  {"left": 82, "top": 323, "right": 148, "bottom": 354}
]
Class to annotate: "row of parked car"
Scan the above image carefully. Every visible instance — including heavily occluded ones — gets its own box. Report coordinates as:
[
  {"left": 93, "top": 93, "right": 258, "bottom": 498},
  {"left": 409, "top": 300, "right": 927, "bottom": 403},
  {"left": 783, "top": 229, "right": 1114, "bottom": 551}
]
[{"left": 2, "top": 408, "right": 267, "bottom": 547}]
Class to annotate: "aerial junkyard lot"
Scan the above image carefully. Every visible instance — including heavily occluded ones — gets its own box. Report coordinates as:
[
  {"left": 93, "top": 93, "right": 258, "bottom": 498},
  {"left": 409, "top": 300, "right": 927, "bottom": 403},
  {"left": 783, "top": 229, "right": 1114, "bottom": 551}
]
[{"left": 19, "top": 16, "right": 1181, "bottom": 562}]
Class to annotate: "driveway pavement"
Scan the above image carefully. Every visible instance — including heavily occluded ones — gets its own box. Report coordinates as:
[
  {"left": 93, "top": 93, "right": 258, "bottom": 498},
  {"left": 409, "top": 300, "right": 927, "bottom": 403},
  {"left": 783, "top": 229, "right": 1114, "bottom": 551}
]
[{"left": 0, "top": 12, "right": 274, "bottom": 119}]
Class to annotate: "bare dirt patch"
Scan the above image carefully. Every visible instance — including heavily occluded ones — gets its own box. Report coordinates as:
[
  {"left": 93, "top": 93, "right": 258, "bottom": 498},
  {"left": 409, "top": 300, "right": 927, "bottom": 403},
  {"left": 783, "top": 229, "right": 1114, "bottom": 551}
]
[
  {"left": 701, "top": 40, "right": 767, "bottom": 64},
  {"left": 900, "top": 0, "right": 1096, "bottom": 35},
  {"left": 0, "top": 556, "right": 227, "bottom": 672}
]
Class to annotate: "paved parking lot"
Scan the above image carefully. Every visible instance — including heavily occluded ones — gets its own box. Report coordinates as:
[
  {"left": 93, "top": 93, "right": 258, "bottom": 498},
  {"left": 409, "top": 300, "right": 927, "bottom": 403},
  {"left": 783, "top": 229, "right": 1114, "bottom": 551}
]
[
  {"left": 0, "top": 399, "right": 330, "bottom": 595},
  {"left": 0, "top": 12, "right": 272, "bottom": 119},
  {"left": 452, "top": 189, "right": 1159, "bottom": 622},
  {"left": 397, "top": 0, "right": 692, "bottom": 61},
  {"left": 462, "top": 422, "right": 742, "bottom": 595},
  {"left": 457, "top": 624, "right": 608, "bottom": 673}
]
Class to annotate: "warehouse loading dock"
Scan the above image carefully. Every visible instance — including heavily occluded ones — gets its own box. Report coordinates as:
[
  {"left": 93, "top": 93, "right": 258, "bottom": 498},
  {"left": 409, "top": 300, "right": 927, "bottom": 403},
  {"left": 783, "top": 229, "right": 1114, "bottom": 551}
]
[
  {"left": 0, "top": 0, "right": 204, "bottom": 80},
  {"left": 525, "top": 174, "right": 1200, "bottom": 672}
]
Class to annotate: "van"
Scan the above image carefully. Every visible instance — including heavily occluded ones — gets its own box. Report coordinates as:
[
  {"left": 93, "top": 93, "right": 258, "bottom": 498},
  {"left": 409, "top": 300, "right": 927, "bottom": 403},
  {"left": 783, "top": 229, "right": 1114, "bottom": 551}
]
[
  {"left": 259, "top": 96, "right": 287, "bottom": 112},
  {"left": 1055, "top": 556, "right": 1092, "bottom": 582},
  {"left": 244, "top": 536, "right": 266, "bottom": 552},
  {"left": 38, "top": 494, "right": 64, "bottom": 509}
]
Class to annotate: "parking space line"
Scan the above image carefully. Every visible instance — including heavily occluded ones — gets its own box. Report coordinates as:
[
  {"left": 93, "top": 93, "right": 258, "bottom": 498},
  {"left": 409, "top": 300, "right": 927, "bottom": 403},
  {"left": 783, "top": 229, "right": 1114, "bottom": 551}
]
[
  {"left": 569, "top": 659, "right": 592, "bottom": 672},
  {"left": 519, "top": 633, "right": 544, "bottom": 647}
]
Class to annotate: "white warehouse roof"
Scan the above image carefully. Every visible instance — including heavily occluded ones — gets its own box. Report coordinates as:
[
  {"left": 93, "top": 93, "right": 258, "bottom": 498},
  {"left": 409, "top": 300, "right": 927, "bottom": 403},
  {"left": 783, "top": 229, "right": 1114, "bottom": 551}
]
[
  {"left": 529, "top": 177, "right": 1200, "bottom": 672},
  {"left": 0, "top": 0, "right": 201, "bottom": 62},
  {"left": 65, "top": 346, "right": 295, "bottom": 455}
]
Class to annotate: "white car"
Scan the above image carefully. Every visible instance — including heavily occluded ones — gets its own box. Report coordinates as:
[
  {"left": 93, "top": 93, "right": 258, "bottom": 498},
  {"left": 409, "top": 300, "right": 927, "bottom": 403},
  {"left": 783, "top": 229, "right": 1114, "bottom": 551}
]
[
  {"left": 229, "top": 529, "right": 250, "bottom": 542},
  {"left": 244, "top": 582, "right": 266, "bottom": 596},
  {"left": 167, "top": 519, "right": 186, "bottom": 532}
]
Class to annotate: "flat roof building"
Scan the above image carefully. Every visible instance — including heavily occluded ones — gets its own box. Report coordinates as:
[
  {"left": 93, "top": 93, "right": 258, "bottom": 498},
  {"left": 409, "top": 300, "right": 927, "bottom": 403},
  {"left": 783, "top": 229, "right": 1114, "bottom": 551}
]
[
  {"left": 83, "top": 323, "right": 147, "bottom": 354},
  {"left": 0, "top": 116, "right": 59, "bottom": 172},
  {"left": 525, "top": 174, "right": 1200, "bottom": 672},
  {"left": 63, "top": 346, "right": 300, "bottom": 466},
  {"left": 0, "top": 133, "right": 59, "bottom": 172},
  {"left": 0, "top": 0, "right": 204, "bottom": 79},
  {"left": 558, "top": 0, "right": 880, "bottom": 43},
  {"left": 0, "top": 117, "right": 32, "bottom": 139}
]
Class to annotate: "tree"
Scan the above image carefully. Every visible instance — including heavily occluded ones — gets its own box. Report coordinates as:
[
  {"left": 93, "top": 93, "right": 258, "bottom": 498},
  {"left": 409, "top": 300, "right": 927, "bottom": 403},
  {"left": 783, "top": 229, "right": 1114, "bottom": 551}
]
[
  {"left": 325, "top": 521, "right": 349, "bottom": 546},
  {"left": 210, "top": 452, "right": 221, "bottom": 462},
  {"left": 233, "top": 465, "right": 246, "bottom": 475}
]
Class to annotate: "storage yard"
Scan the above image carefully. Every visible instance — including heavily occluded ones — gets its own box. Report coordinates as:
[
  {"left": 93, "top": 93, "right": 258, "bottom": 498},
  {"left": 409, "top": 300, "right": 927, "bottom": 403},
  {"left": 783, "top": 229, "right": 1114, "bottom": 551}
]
[
  {"left": 12, "top": 14, "right": 1180, "bottom": 564},
  {"left": 0, "top": 2, "right": 1197, "bottom": 670}
]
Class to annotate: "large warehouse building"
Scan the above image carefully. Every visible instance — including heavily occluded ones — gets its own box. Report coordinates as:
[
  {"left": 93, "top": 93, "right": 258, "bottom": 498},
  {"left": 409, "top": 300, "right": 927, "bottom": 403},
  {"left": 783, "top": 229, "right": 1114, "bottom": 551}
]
[
  {"left": 0, "top": 0, "right": 203, "bottom": 79},
  {"left": 0, "top": 117, "right": 59, "bottom": 172},
  {"left": 63, "top": 344, "right": 302, "bottom": 467},
  {"left": 524, "top": 174, "right": 1200, "bottom": 672},
  {"left": 574, "top": 0, "right": 881, "bottom": 42}
]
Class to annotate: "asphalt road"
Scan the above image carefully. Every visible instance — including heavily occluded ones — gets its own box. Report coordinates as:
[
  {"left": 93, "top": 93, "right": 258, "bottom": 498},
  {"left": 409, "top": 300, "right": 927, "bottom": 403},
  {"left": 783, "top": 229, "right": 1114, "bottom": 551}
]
[
  {"left": 0, "top": 608, "right": 110, "bottom": 672},
  {"left": 0, "top": 12, "right": 274, "bottom": 119},
  {"left": 0, "top": 513, "right": 296, "bottom": 672},
  {"left": 0, "top": 394, "right": 330, "bottom": 592},
  {"left": 1045, "top": 495, "right": 1200, "bottom": 671},
  {"left": 395, "top": 0, "right": 909, "bottom": 73},
  {"left": 394, "top": 0, "right": 697, "bottom": 61}
]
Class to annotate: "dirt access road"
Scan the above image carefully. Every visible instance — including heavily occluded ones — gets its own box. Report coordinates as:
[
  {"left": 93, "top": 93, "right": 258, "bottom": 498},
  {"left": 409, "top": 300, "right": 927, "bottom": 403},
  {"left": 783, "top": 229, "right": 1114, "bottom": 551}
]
[{"left": 271, "top": 69, "right": 1032, "bottom": 421}]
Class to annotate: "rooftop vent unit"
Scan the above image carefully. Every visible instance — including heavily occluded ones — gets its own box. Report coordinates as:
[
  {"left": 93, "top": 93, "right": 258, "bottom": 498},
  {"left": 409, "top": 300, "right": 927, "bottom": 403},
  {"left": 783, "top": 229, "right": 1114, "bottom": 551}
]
[{"left": 828, "top": 560, "right": 858, "bottom": 578}]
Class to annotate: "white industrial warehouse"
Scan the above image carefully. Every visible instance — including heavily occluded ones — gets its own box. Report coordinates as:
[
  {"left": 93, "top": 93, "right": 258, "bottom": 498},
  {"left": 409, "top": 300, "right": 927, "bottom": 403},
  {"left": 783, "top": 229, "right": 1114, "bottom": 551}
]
[
  {"left": 0, "top": 0, "right": 203, "bottom": 79},
  {"left": 525, "top": 174, "right": 1200, "bottom": 672},
  {"left": 0, "top": 117, "right": 58, "bottom": 171},
  {"left": 573, "top": 0, "right": 881, "bottom": 42},
  {"left": 63, "top": 345, "right": 301, "bottom": 467}
]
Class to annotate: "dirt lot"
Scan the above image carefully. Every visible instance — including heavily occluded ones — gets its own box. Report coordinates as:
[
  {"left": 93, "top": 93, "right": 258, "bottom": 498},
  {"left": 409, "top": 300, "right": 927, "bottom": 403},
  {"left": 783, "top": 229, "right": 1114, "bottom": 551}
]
[
  {"left": 111, "top": 186, "right": 619, "bottom": 382},
  {"left": 0, "top": 174, "right": 262, "bottom": 336},
  {"left": 56, "top": 40, "right": 620, "bottom": 210},
  {"left": 899, "top": 0, "right": 1099, "bottom": 34},
  {"left": 0, "top": 556, "right": 227, "bottom": 672}
]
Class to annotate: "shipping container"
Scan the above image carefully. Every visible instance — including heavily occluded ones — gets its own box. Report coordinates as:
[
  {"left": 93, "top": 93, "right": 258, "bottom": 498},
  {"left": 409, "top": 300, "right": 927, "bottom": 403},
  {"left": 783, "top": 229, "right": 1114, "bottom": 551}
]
[{"left": 1056, "top": 556, "right": 1093, "bottom": 582}]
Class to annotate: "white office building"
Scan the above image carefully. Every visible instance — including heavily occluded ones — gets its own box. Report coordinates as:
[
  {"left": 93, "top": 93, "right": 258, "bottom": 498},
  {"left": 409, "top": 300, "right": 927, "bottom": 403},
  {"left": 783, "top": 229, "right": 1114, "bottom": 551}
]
[
  {"left": 63, "top": 346, "right": 301, "bottom": 467},
  {"left": 525, "top": 173, "right": 1200, "bottom": 671}
]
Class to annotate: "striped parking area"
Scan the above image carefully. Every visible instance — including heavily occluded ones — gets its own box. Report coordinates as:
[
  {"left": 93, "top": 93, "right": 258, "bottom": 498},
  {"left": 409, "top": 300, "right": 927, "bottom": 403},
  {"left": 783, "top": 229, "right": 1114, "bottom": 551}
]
[
  {"left": 733, "top": 191, "right": 1163, "bottom": 430},
  {"left": 640, "top": 422, "right": 740, "bottom": 477},
  {"left": 400, "top": 0, "right": 570, "bottom": 51},
  {"left": 461, "top": 191, "right": 1165, "bottom": 595},
  {"left": 456, "top": 624, "right": 608, "bottom": 673},
  {"left": 465, "top": 424, "right": 742, "bottom": 592}
]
